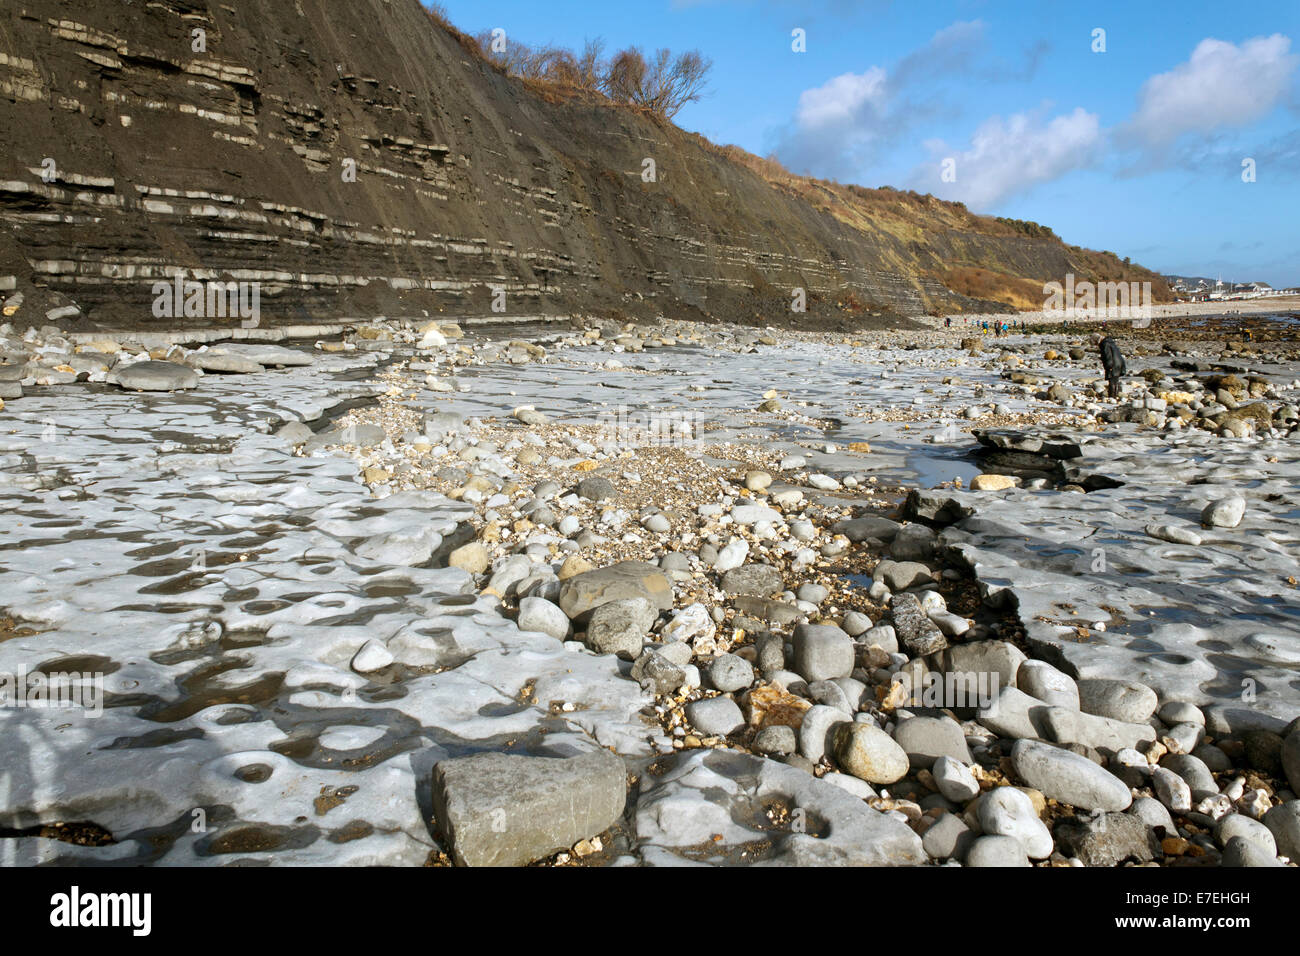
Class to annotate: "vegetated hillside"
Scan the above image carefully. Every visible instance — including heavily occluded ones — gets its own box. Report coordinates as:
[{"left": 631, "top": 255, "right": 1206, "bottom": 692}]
[{"left": 0, "top": 0, "right": 1169, "bottom": 331}]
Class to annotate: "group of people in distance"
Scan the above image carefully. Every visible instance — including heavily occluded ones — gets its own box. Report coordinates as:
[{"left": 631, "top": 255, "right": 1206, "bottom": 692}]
[{"left": 936, "top": 313, "right": 1128, "bottom": 400}]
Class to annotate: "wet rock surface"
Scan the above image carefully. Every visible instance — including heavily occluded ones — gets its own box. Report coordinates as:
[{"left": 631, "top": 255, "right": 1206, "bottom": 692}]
[{"left": 2, "top": 314, "right": 1299, "bottom": 867}]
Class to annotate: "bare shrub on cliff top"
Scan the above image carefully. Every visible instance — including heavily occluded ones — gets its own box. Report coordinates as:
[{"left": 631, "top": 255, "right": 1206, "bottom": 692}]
[
  {"left": 600, "top": 47, "right": 711, "bottom": 118},
  {"left": 451, "top": 19, "right": 711, "bottom": 120}
]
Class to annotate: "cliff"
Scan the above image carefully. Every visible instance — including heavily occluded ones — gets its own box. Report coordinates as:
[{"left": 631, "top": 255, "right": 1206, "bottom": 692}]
[{"left": 0, "top": 0, "right": 1169, "bottom": 331}]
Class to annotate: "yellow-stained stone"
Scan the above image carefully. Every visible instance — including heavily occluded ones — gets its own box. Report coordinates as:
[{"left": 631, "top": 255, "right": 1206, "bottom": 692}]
[
  {"left": 743, "top": 684, "right": 812, "bottom": 729},
  {"left": 557, "top": 555, "right": 594, "bottom": 580},
  {"left": 971, "top": 473, "right": 1017, "bottom": 491}
]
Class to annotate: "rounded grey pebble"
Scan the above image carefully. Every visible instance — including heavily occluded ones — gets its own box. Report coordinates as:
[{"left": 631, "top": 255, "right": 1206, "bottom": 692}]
[
  {"left": 796, "top": 582, "right": 828, "bottom": 605},
  {"left": 1128, "top": 796, "right": 1176, "bottom": 836},
  {"left": 1263, "top": 801, "right": 1300, "bottom": 860},
  {"left": 1160, "top": 753, "right": 1216, "bottom": 794},
  {"left": 842, "top": 610, "right": 872, "bottom": 637},
  {"left": 754, "top": 724, "right": 797, "bottom": 756},
  {"left": 964, "top": 834, "right": 1030, "bottom": 867},
  {"left": 708, "top": 653, "right": 755, "bottom": 693},
  {"left": 1221, "top": 836, "right": 1281, "bottom": 867},
  {"left": 684, "top": 696, "right": 744, "bottom": 737},
  {"left": 1215, "top": 813, "right": 1276, "bottom": 855},
  {"left": 1191, "top": 743, "right": 1232, "bottom": 773}
]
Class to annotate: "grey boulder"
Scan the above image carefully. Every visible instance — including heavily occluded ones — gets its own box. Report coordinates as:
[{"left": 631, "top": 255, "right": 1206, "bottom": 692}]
[
  {"left": 1011, "top": 738, "right": 1133, "bottom": 811},
  {"left": 109, "top": 360, "right": 200, "bottom": 392},
  {"left": 431, "top": 750, "right": 626, "bottom": 867}
]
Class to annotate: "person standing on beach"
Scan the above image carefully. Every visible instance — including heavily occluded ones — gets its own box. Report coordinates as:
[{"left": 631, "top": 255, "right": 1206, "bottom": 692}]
[{"left": 1100, "top": 336, "right": 1125, "bottom": 399}]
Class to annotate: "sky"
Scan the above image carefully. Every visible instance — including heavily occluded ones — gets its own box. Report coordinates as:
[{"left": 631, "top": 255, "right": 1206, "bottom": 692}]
[{"left": 428, "top": 0, "right": 1300, "bottom": 287}]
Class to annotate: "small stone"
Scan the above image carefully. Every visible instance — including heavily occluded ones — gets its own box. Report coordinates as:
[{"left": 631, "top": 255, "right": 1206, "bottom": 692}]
[
  {"left": 977, "top": 786, "right": 1053, "bottom": 859},
  {"left": 1221, "top": 835, "right": 1282, "bottom": 867},
  {"left": 1129, "top": 796, "right": 1176, "bottom": 836},
  {"left": 1160, "top": 753, "right": 1216, "bottom": 794},
  {"left": 922, "top": 812, "right": 974, "bottom": 861},
  {"left": 1158, "top": 700, "right": 1204, "bottom": 727},
  {"left": 1016, "top": 659, "right": 1080, "bottom": 708},
  {"left": 557, "top": 555, "right": 594, "bottom": 580},
  {"left": 708, "top": 653, "right": 755, "bottom": 693},
  {"left": 743, "top": 683, "right": 812, "bottom": 730},
  {"left": 841, "top": 610, "right": 871, "bottom": 637},
  {"left": 833, "top": 721, "right": 909, "bottom": 784},
  {"left": 1011, "top": 738, "right": 1133, "bottom": 811},
  {"left": 1145, "top": 523, "right": 1203, "bottom": 546},
  {"left": 971, "top": 474, "right": 1017, "bottom": 491},
  {"left": 874, "top": 560, "right": 934, "bottom": 592},
  {"left": 557, "top": 561, "right": 673, "bottom": 621},
  {"left": 720, "top": 563, "right": 783, "bottom": 596},
  {"left": 641, "top": 513, "right": 671, "bottom": 534},
  {"left": 1076, "top": 678, "right": 1158, "bottom": 723},
  {"left": 431, "top": 750, "right": 625, "bottom": 867},
  {"left": 577, "top": 476, "right": 615, "bottom": 501},
  {"left": 517, "top": 597, "right": 572, "bottom": 641},
  {"left": 796, "top": 582, "right": 828, "bottom": 605},
  {"left": 942, "top": 641, "right": 1025, "bottom": 691},
  {"left": 1152, "top": 765, "right": 1192, "bottom": 813},
  {"left": 109, "top": 360, "right": 200, "bottom": 391},
  {"left": 799, "top": 705, "right": 847, "bottom": 762},
  {"left": 685, "top": 696, "right": 744, "bottom": 737},
  {"left": 631, "top": 651, "right": 686, "bottom": 695},
  {"left": 351, "top": 639, "right": 394, "bottom": 673},
  {"left": 754, "top": 724, "right": 797, "bottom": 756},
  {"left": 890, "top": 524, "right": 937, "bottom": 561},
  {"left": 890, "top": 592, "right": 947, "bottom": 656},
  {"left": 1263, "top": 801, "right": 1300, "bottom": 860},
  {"left": 894, "top": 716, "right": 972, "bottom": 769},
  {"left": 965, "top": 834, "right": 1030, "bottom": 867},
  {"left": 661, "top": 603, "right": 716, "bottom": 645},
  {"left": 933, "top": 755, "right": 979, "bottom": 803},
  {"left": 585, "top": 597, "right": 656, "bottom": 659},
  {"left": 791, "top": 623, "right": 854, "bottom": 682},
  {"left": 713, "top": 538, "right": 749, "bottom": 572},
  {"left": 1215, "top": 813, "right": 1277, "bottom": 856},
  {"left": 1053, "top": 812, "right": 1156, "bottom": 867},
  {"left": 448, "top": 541, "right": 490, "bottom": 575},
  {"left": 1200, "top": 495, "right": 1245, "bottom": 529}
]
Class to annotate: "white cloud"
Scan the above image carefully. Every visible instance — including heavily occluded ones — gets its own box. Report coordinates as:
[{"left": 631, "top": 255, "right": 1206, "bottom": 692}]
[
  {"left": 793, "top": 67, "right": 887, "bottom": 130},
  {"left": 773, "top": 21, "right": 989, "bottom": 178},
  {"left": 919, "top": 107, "right": 1102, "bottom": 209},
  {"left": 1127, "top": 35, "right": 1298, "bottom": 147}
]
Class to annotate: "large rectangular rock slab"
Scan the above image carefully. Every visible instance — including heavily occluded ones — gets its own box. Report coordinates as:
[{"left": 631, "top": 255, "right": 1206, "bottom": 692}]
[
  {"left": 431, "top": 750, "right": 627, "bottom": 866},
  {"left": 558, "top": 560, "right": 673, "bottom": 621}
]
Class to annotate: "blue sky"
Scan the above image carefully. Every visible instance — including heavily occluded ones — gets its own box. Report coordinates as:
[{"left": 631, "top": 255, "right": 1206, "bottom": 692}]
[{"left": 429, "top": 0, "right": 1300, "bottom": 287}]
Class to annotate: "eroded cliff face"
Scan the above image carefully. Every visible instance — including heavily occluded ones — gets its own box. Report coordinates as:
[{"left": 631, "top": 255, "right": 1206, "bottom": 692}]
[{"left": 0, "top": 0, "right": 1148, "bottom": 331}]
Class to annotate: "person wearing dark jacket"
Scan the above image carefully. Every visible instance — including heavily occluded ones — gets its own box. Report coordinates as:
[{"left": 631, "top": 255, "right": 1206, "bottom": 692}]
[{"left": 1100, "top": 336, "right": 1125, "bottom": 399}]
